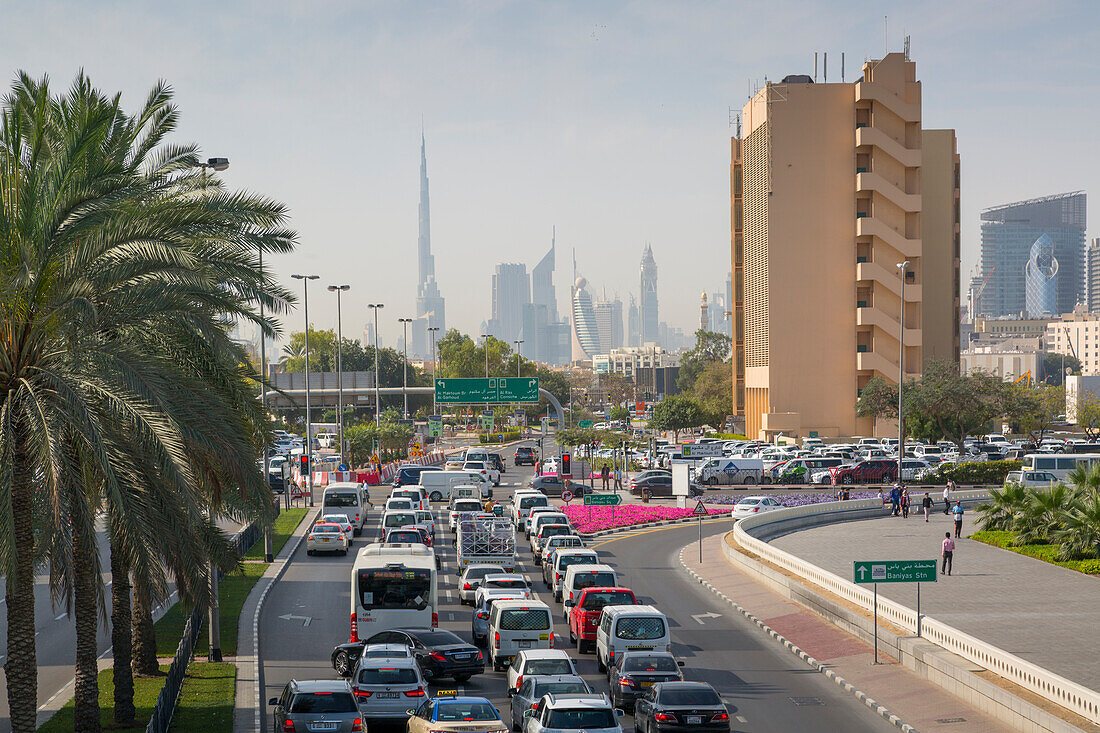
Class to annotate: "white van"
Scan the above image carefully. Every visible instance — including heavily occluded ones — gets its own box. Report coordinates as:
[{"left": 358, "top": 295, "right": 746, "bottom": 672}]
[
  {"left": 488, "top": 599, "right": 554, "bottom": 671},
  {"left": 419, "top": 471, "right": 491, "bottom": 502},
  {"left": 512, "top": 492, "right": 550, "bottom": 531},
  {"left": 562, "top": 564, "right": 618, "bottom": 620},
  {"left": 695, "top": 457, "right": 764, "bottom": 486},
  {"left": 549, "top": 549, "right": 600, "bottom": 601},
  {"left": 379, "top": 510, "right": 418, "bottom": 541},
  {"left": 595, "top": 605, "right": 671, "bottom": 674},
  {"left": 321, "top": 483, "right": 370, "bottom": 536}
]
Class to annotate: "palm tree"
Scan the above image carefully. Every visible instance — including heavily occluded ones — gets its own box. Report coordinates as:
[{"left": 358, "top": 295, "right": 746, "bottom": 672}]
[
  {"left": 0, "top": 72, "right": 295, "bottom": 731},
  {"left": 1051, "top": 490, "right": 1100, "bottom": 560},
  {"left": 975, "top": 483, "right": 1030, "bottom": 532},
  {"left": 1013, "top": 484, "right": 1078, "bottom": 545}
]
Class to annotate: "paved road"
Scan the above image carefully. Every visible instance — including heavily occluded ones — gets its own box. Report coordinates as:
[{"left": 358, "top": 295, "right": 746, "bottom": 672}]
[
  {"left": 770, "top": 511, "right": 1100, "bottom": 691},
  {"left": 258, "top": 439, "right": 896, "bottom": 733}
]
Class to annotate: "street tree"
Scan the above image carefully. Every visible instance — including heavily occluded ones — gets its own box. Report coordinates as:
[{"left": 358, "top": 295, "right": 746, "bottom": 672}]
[
  {"left": 1006, "top": 383, "right": 1064, "bottom": 445},
  {"left": 648, "top": 394, "right": 706, "bottom": 442},
  {"left": 1074, "top": 392, "right": 1100, "bottom": 441},
  {"left": 678, "top": 330, "right": 732, "bottom": 392}
]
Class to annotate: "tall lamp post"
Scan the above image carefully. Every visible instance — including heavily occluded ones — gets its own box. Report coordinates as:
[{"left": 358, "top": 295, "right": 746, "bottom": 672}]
[
  {"left": 513, "top": 340, "right": 524, "bottom": 377},
  {"left": 399, "top": 317, "right": 413, "bottom": 418},
  {"left": 291, "top": 274, "right": 319, "bottom": 508},
  {"left": 481, "top": 334, "right": 493, "bottom": 378},
  {"left": 369, "top": 304, "right": 384, "bottom": 425},
  {"left": 896, "top": 261, "right": 910, "bottom": 484},
  {"left": 429, "top": 326, "right": 440, "bottom": 415},
  {"left": 328, "top": 285, "right": 350, "bottom": 461}
]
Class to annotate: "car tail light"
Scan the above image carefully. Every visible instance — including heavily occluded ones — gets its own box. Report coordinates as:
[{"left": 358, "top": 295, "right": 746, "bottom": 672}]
[
  {"left": 493, "top": 632, "right": 500, "bottom": 648},
  {"left": 429, "top": 651, "right": 448, "bottom": 662},
  {"left": 476, "top": 611, "right": 488, "bottom": 619},
  {"left": 352, "top": 718, "right": 363, "bottom": 731},
  {"left": 349, "top": 613, "right": 358, "bottom": 643},
  {"left": 711, "top": 712, "right": 730, "bottom": 722},
  {"left": 555, "top": 572, "right": 561, "bottom": 581},
  {"left": 515, "top": 675, "right": 523, "bottom": 689},
  {"left": 654, "top": 713, "right": 677, "bottom": 723},
  {"left": 753, "top": 506, "right": 759, "bottom": 512},
  {"left": 463, "top": 582, "right": 472, "bottom": 590},
  {"left": 549, "top": 633, "right": 554, "bottom": 648},
  {"left": 432, "top": 612, "right": 438, "bottom": 628},
  {"left": 354, "top": 688, "right": 372, "bottom": 699},
  {"left": 618, "top": 676, "right": 635, "bottom": 687},
  {"left": 608, "top": 650, "right": 614, "bottom": 665},
  {"left": 283, "top": 721, "right": 296, "bottom": 732},
  {"left": 405, "top": 687, "right": 426, "bottom": 697}
]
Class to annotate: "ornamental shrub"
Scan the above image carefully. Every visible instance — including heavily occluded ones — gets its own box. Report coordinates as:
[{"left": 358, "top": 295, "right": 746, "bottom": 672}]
[{"left": 921, "top": 460, "right": 1021, "bottom": 485}]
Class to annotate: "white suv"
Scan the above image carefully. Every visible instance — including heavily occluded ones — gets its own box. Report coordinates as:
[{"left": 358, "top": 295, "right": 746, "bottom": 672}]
[{"left": 522, "top": 693, "right": 623, "bottom": 733}]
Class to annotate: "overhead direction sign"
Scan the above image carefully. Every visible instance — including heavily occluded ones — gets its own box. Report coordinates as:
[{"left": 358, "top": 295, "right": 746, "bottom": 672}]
[
  {"left": 435, "top": 377, "right": 540, "bottom": 404},
  {"left": 853, "top": 560, "right": 937, "bottom": 584}
]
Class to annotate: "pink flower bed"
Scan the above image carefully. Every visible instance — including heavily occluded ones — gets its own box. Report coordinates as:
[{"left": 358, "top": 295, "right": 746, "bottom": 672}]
[{"left": 562, "top": 504, "right": 734, "bottom": 534}]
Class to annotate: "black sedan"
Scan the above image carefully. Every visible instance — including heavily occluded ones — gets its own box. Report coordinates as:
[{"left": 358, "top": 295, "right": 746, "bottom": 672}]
[
  {"left": 608, "top": 652, "right": 683, "bottom": 711},
  {"left": 633, "top": 681, "right": 730, "bottom": 733},
  {"left": 528, "top": 475, "right": 587, "bottom": 498},
  {"left": 331, "top": 628, "right": 484, "bottom": 683},
  {"left": 629, "top": 474, "right": 673, "bottom": 498}
]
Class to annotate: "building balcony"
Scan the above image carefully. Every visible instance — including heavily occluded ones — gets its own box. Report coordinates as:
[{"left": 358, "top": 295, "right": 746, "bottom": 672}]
[
  {"left": 856, "top": 172, "right": 921, "bottom": 212},
  {"left": 856, "top": 261, "right": 921, "bottom": 301},
  {"left": 855, "top": 126, "right": 920, "bottom": 167},
  {"left": 857, "top": 350, "right": 900, "bottom": 381},
  {"left": 856, "top": 217, "right": 920, "bottom": 258},
  {"left": 854, "top": 82, "right": 920, "bottom": 122},
  {"left": 857, "top": 307, "right": 922, "bottom": 346}
]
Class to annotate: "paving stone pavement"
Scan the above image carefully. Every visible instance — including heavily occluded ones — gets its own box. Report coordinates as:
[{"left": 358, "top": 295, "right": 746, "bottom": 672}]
[{"left": 770, "top": 508, "right": 1100, "bottom": 691}]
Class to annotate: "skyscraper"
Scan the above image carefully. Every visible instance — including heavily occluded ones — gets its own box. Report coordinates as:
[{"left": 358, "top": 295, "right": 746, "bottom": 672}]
[
  {"left": 1024, "top": 234, "right": 1059, "bottom": 317},
  {"left": 594, "top": 295, "right": 624, "bottom": 353},
  {"left": 570, "top": 276, "right": 600, "bottom": 362},
  {"left": 627, "top": 295, "right": 640, "bottom": 347},
  {"left": 413, "top": 133, "right": 446, "bottom": 356},
  {"left": 639, "top": 245, "right": 659, "bottom": 344},
  {"left": 531, "top": 229, "right": 558, "bottom": 321},
  {"left": 1088, "top": 238, "right": 1100, "bottom": 313},
  {"left": 732, "top": 52, "right": 960, "bottom": 440},
  {"left": 976, "top": 192, "right": 1086, "bottom": 318},
  {"left": 487, "top": 263, "right": 530, "bottom": 344}
]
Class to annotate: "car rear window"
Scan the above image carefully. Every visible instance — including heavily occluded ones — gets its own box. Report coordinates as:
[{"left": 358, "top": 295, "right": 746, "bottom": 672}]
[
  {"left": 581, "top": 591, "right": 635, "bottom": 611},
  {"left": 325, "top": 491, "right": 359, "bottom": 507},
  {"left": 290, "top": 691, "right": 357, "bottom": 713},
  {"left": 358, "top": 667, "right": 419, "bottom": 685},
  {"left": 436, "top": 702, "right": 500, "bottom": 721},
  {"left": 534, "top": 681, "right": 589, "bottom": 697},
  {"left": 558, "top": 554, "right": 598, "bottom": 569},
  {"left": 527, "top": 659, "right": 573, "bottom": 675},
  {"left": 520, "top": 496, "right": 549, "bottom": 510},
  {"left": 455, "top": 501, "right": 482, "bottom": 512},
  {"left": 383, "top": 513, "right": 416, "bottom": 527},
  {"left": 659, "top": 687, "right": 723, "bottom": 706},
  {"left": 499, "top": 608, "right": 551, "bottom": 630},
  {"left": 615, "top": 617, "right": 666, "bottom": 640},
  {"left": 547, "top": 709, "right": 615, "bottom": 729},
  {"left": 386, "top": 532, "right": 421, "bottom": 543},
  {"left": 576, "top": 572, "right": 616, "bottom": 589},
  {"left": 622, "top": 655, "right": 678, "bottom": 672}
]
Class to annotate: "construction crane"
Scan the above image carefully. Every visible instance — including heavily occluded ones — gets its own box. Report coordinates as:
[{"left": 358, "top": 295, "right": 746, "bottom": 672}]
[
  {"left": 1013, "top": 371, "right": 1032, "bottom": 388},
  {"left": 971, "top": 266, "right": 996, "bottom": 313}
]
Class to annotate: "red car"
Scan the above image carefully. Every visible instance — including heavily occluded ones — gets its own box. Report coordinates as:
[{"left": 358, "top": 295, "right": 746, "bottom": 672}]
[
  {"left": 830, "top": 459, "right": 897, "bottom": 485},
  {"left": 568, "top": 586, "right": 637, "bottom": 654}
]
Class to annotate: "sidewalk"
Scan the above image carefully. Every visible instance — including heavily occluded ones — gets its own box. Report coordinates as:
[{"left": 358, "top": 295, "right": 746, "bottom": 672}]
[
  {"left": 770, "top": 511, "right": 1100, "bottom": 692},
  {"left": 682, "top": 533, "right": 1013, "bottom": 733}
]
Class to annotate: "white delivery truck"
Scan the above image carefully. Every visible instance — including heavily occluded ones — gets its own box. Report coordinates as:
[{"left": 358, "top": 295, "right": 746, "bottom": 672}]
[
  {"left": 419, "top": 470, "right": 492, "bottom": 502},
  {"left": 695, "top": 457, "right": 764, "bottom": 486},
  {"left": 456, "top": 516, "right": 516, "bottom": 573}
]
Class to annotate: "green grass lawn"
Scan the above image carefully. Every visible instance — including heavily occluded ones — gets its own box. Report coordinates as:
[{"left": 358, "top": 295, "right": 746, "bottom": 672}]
[
  {"left": 243, "top": 508, "right": 309, "bottom": 560},
  {"left": 169, "top": 662, "right": 236, "bottom": 732},
  {"left": 154, "top": 562, "right": 269, "bottom": 657},
  {"left": 37, "top": 665, "right": 169, "bottom": 732},
  {"left": 970, "top": 530, "right": 1100, "bottom": 575}
]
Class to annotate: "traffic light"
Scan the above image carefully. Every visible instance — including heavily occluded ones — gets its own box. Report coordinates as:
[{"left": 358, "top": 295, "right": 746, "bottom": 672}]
[
  {"left": 299, "top": 454, "right": 310, "bottom": 476},
  {"left": 561, "top": 453, "right": 571, "bottom": 476}
]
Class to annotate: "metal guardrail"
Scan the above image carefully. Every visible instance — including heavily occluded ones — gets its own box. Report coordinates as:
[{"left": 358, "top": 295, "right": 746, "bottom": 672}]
[
  {"left": 732, "top": 492, "right": 1100, "bottom": 725},
  {"left": 144, "top": 520, "right": 259, "bottom": 732}
]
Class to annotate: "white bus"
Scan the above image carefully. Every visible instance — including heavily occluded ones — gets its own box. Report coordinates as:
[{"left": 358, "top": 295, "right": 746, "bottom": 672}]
[
  {"left": 1021, "top": 453, "right": 1100, "bottom": 481},
  {"left": 349, "top": 543, "right": 438, "bottom": 643}
]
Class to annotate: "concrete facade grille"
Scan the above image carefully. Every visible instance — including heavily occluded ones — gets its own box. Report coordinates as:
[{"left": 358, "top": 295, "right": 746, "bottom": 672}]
[{"left": 743, "top": 122, "right": 769, "bottom": 369}]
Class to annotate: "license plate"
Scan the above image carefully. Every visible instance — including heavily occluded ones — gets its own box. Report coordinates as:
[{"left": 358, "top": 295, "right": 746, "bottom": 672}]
[
  {"left": 321, "top": 538, "right": 330, "bottom": 542},
  {"left": 375, "top": 692, "right": 400, "bottom": 698},
  {"left": 686, "top": 717, "right": 702, "bottom": 725},
  {"left": 518, "top": 640, "right": 531, "bottom": 648},
  {"left": 454, "top": 654, "right": 470, "bottom": 660},
  {"left": 310, "top": 724, "right": 338, "bottom": 731},
  {"left": 638, "top": 681, "right": 654, "bottom": 688}
]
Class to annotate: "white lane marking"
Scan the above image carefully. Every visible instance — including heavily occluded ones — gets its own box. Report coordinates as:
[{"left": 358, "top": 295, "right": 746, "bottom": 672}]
[
  {"left": 691, "top": 612, "right": 721, "bottom": 624},
  {"left": 448, "top": 613, "right": 455, "bottom": 621},
  {"left": 54, "top": 612, "right": 67, "bottom": 621},
  {"left": 445, "top": 589, "right": 453, "bottom": 601},
  {"left": 736, "top": 715, "right": 747, "bottom": 723}
]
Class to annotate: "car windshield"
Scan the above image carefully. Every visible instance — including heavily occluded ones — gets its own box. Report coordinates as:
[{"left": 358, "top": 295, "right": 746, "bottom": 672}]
[
  {"left": 357, "top": 568, "right": 431, "bottom": 610},
  {"left": 581, "top": 591, "right": 634, "bottom": 611},
  {"left": 659, "top": 687, "right": 723, "bottom": 706},
  {"left": 325, "top": 492, "right": 359, "bottom": 507},
  {"left": 527, "top": 659, "right": 573, "bottom": 675},
  {"left": 435, "top": 702, "right": 500, "bottom": 721},
  {"left": 409, "top": 629, "right": 464, "bottom": 646},
  {"left": 499, "top": 608, "right": 551, "bottom": 630},
  {"left": 622, "top": 655, "right": 678, "bottom": 672},
  {"left": 546, "top": 709, "right": 615, "bottom": 729},
  {"left": 290, "top": 691, "right": 357, "bottom": 713},
  {"left": 534, "top": 682, "right": 589, "bottom": 697},
  {"left": 358, "top": 666, "right": 419, "bottom": 685}
]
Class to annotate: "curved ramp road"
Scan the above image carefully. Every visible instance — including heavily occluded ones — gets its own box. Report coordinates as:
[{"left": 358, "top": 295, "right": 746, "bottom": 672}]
[{"left": 257, "top": 446, "right": 897, "bottom": 733}]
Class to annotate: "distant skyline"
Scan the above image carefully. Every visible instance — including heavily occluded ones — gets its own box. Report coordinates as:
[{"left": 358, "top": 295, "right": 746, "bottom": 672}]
[{"left": 5, "top": 1, "right": 1099, "bottom": 346}]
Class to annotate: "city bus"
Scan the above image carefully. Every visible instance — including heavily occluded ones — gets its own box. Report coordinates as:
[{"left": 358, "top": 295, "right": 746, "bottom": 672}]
[
  {"left": 349, "top": 543, "right": 438, "bottom": 642},
  {"left": 1021, "top": 453, "right": 1100, "bottom": 481}
]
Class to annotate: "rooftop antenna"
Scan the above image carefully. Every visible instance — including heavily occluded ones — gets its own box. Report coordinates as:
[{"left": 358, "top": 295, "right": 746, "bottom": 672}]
[
  {"left": 884, "top": 16, "right": 888, "bottom": 55},
  {"left": 823, "top": 52, "right": 827, "bottom": 82},
  {"left": 841, "top": 52, "right": 845, "bottom": 82},
  {"left": 736, "top": 112, "right": 742, "bottom": 138},
  {"left": 904, "top": 35, "right": 911, "bottom": 60},
  {"left": 814, "top": 52, "right": 818, "bottom": 81}
]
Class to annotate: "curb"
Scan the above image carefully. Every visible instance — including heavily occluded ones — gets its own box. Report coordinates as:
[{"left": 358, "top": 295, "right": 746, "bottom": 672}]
[{"left": 676, "top": 547, "right": 918, "bottom": 733}]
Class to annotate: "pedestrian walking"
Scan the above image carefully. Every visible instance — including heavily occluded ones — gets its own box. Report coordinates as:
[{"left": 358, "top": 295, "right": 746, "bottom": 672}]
[
  {"left": 889, "top": 483, "right": 902, "bottom": 516},
  {"left": 601, "top": 465, "right": 610, "bottom": 490},
  {"left": 941, "top": 532, "right": 955, "bottom": 576},
  {"left": 901, "top": 489, "right": 911, "bottom": 518},
  {"left": 921, "top": 492, "right": 933, "bottom": 521},
  {"left": 952, "top": 500, "right": 965, "bottom": 538},
  {"left": 614, "top": 467, "right": 623, "bottom": 490},
  {"left": 943, "top": 481, "right": 954, "bottom": 515}
]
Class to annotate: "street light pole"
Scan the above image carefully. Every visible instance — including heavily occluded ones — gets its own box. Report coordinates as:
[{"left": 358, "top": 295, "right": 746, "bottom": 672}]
[
  {"left": 292, "top": 273, "right": 320, "bottom": 507},
  {"left": 896, "top": 261, "right": 910, "bottom": 484},
  {"left": 399, "top": 318, "right": 413, "bottom": 418},
  {"left": 328, "top": 285, "right": 350, "bottom": 461},
  {"left": 513, "top": 340, "right": 524, "bottom": 377},
  {"left": 429, "top": 326, "right": 440, "bottom": 415},
  {"left": 481, "top": 334, "right": 492, "bottom": 378},
  {"left": 369, "top": 304, "right": 384, "bottom": 425}
]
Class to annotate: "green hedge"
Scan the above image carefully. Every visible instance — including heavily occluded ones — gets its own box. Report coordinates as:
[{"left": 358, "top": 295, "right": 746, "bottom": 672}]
[
  {"left": 970, "top": 530, "right": 1100, "bottom": 575},
  {"left": 922, "top": 460, "right": 1021, "bottom": 485},
  {"left": 479, "top": 430, "right": 524, "bottom": 444}
]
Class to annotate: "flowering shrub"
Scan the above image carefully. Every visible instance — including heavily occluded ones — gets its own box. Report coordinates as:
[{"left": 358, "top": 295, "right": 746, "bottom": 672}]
[{"left": 563, "top": 491, "right": 882, "bottom": 533}]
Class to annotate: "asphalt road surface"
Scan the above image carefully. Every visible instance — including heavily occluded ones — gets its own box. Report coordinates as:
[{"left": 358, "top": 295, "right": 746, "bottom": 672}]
[{"left": 258, "top": 439, "right": 896, "bottom": 733}]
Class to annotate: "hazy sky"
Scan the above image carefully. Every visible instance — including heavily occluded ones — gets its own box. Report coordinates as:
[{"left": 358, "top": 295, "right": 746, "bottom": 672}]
[{"left": 4, "top": 1, "right": 1099, "bottom": 348}]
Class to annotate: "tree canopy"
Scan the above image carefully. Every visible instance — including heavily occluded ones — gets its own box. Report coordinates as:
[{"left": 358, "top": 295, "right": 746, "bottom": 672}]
[{"left": 678, "top": 330, "right": 732, "bottom": 392}]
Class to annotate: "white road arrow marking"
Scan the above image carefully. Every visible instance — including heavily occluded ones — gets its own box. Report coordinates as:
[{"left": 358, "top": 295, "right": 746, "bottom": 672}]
[
  {"left": 691, "top": 612, "right": 721, "bottom": 624},
  {"left": 278, "top": 613, "right": 312, "bottom": 627}
]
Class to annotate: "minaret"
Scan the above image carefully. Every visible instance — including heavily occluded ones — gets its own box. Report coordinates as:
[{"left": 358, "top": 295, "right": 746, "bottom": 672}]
[{"left": 700, "top": 292, "right": 709, "bottom": 332}]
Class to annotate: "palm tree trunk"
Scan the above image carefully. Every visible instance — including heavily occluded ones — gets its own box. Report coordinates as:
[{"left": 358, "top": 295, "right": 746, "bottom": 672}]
[
  {"left": 72, "top": 499, "right": 102, "bottom": 733},
  {"left": 110, "top": 538, "right": 135, "bottom": 725},
  {"left": 132, "top": 574, "right": 159, "bottom": 676},
  {"left": 5, "top": 444, "right": 38, "bottom": 733}
]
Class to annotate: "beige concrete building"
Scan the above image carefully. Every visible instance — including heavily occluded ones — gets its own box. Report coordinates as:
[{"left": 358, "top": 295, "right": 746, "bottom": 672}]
[
  {"left": 1047, "top": 309, "right": 1100, "bottom": 375},
  {"left": 731, "top": 53, "right": 960, "bottom": 440},
  {"left": 1088, "top": 238, "right": 1100, "bottom": 313},
  {"left": 973, "top": 316, "right": 1052, "bottom": 338},
  {"left": 961, "top": 342, "right": 1042, "bottom": 382}
]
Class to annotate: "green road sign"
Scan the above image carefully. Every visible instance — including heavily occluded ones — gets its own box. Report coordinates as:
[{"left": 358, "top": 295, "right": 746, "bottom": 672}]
[
  {"left": 428, "top": 415, "right": 443, "bottom": 438},
  {"left": 435, "top": 377, "right": 540, "bottom": 404},
  {"left": 578, "top": 420, "right": 594, "bottom": 428},
  {"left": 584, "top": 493, "right": 622, "bottom": 506},
  {"left": 853, "top": 560, "right": 937, "bottom": 584}
]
